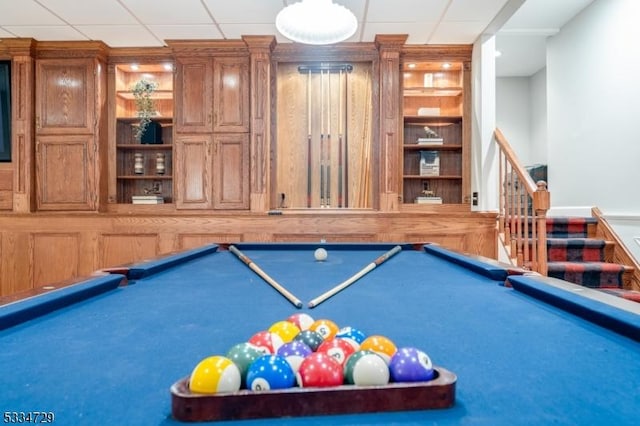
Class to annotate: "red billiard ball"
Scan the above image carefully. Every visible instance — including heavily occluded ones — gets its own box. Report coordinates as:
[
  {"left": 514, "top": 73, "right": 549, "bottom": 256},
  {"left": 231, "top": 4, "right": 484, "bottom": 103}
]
[
  {"left": 316, "top": 337, "right": 355, "bottom": 366},
  {"left": 296, "top": 352, "right": 343, "bottom": 388},
  {"left": 389, "top": 347, "right": 435, "bottom": 382},
  {"left": 248, "top": 330, "right": 284, "bottom": 354},
  {"left": 286, "top": 313, "right": 315, "bottom": 331}
]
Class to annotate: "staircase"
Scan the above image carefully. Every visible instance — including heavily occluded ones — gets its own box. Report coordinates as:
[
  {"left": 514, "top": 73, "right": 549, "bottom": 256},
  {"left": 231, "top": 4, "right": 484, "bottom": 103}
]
[{"left": 542, "top": 217, "right": 640, "bottom": 301}]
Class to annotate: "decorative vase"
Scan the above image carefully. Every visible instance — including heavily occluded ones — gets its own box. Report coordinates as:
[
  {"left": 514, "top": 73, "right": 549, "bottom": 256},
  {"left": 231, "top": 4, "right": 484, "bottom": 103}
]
[
  {"left": 134, "top": 153, "right": 144, "bottom": 175},
  {"left": 156, "top": 153, "right": 165, "bottom": 175}
]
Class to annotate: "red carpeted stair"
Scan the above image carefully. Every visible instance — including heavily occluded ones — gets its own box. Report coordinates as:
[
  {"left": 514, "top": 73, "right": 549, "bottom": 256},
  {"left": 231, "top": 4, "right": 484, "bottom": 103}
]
[{"left": 545, "top": 217, "right": 639, "bottom": 302}]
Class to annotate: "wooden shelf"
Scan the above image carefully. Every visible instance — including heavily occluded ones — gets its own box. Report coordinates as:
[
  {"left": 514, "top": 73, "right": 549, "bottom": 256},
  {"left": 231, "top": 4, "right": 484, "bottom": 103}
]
[
  {"left": 117, "top": 175, "right": 172, "bottom": 180},
  {"left": 404, "top": 87, "right": 463, "bottom": 97},
  {"left": 117, "top": 90, "right": 173, "bottom": 100},
  {"left": 403, "top": 175, "right": 462, "bottom": 180},
  {"left": 117, "top": 144, "right": 173, "bottom": 150},
  {"left": 403, "top": 144, "right": 461, "bottom": 151},
  {"left": 404, "top": 115, "right": 462, "bottom": 124}
]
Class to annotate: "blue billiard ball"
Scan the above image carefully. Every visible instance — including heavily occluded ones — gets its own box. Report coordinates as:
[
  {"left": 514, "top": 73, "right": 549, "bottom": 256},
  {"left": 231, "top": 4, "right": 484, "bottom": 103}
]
[
  {"left": 336, "top": 326, "right": 367, "bottom": 350},
  {"left": 246, "top": 354, "right": 295, "bottom": 391}
]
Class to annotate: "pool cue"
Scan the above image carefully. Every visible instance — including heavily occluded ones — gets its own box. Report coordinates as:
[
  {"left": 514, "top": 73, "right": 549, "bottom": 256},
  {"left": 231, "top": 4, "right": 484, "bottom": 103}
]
[
  {"left": 343, "top": 70, "right": 349, "bottom": 207},
  {"left": 228, "top": 245, "right": 303, "bottom": 308},
  {"left": 320, "top": 70, "right": 325, "bottom": 207},
  {"left": 306, "top": 69, "right": 312, "bottom": 208},
  {"left": 308, "top": 245, "right": 403, "bottom": 308},
  {"left": 326, "top": 70, "right": 331, "bottom": 207},
  {"left": 338, "top": 68, "right": 343, "bottom": 207}
]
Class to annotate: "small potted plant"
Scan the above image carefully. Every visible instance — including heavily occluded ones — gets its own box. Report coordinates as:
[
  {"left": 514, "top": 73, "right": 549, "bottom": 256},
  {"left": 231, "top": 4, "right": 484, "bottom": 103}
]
[{"left": 132, "top": 79, "right": 160, "bottom": 143}]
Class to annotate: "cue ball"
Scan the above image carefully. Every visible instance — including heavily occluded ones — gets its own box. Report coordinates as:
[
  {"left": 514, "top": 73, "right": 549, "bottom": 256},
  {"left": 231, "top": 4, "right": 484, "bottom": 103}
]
[{"left": 314, "top": 248, "right": 328, "bottom": 261}]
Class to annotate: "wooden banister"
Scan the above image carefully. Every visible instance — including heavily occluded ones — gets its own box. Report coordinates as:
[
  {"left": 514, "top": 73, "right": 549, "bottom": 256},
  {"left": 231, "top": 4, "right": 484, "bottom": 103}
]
[{"left": 494, "top": 128, "right": 550, "bottom": 275}]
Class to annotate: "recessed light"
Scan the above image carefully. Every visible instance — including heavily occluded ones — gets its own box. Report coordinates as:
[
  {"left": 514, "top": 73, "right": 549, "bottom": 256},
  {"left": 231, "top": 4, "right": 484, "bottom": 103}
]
[
  {"left": 130, "top": 64, "right": 139, "bottom": 71},
  {"left": 407, "top": 63, "right": 416, "bottom": 69},
  {"left": 442, "top": 63, "right": 451, "bottom": 69}
]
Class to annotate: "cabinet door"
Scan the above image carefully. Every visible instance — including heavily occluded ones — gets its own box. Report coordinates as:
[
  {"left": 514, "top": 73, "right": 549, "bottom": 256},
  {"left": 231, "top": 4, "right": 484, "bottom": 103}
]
[
  {"left": 175, "top": 58, "right": 213, "bottom": 133},
  {"left": 36, "top": 135, "right": 97, "bottom": 210},
  {"left": 213, "top": 57, "right": 249, "bottom": 132},
  {"left": 213, "top": 134, "right": 249, "bottom": 209},
  {"left": 174, "top": 135, "right": 212, "bottom": 209},
  {"left": 36, "top": 59, "right": 95, "bottom": 134}
]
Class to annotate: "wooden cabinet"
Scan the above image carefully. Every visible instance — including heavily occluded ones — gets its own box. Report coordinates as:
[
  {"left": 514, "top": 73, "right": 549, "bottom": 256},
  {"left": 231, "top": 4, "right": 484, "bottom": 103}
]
[
  {"left": 173, "top": 55, "right": 250, "bottom": 210},
  {"left": 35, "top": 56, "right": 103, "bottom": 210},
  {"left": 401, "top": 60, "right": 468, "bottom": 205},
  {"left": 113, "top": 63, "right": 174, "bottom": 204}
]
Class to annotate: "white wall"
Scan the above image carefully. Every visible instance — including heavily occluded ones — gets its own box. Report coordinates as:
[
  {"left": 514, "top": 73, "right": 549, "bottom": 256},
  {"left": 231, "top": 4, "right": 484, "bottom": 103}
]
[
  {"left": 529, "top": 68, "right": 547, "bottom": 164},
  {"left": 496, "top": 77, "right": 531, "bottom": 162},
  {"left": 547, "top": 0, "right": 640, "bottom": 215}
]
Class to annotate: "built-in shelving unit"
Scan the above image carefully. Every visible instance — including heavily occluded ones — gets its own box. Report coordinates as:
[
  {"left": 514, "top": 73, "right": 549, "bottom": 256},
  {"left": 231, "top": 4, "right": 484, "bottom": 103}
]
[
  {"left": 114, "top": 64, "right": 174, "bottom": 204},
  {"left": 401, "top": 61, "right": 466, "bottom": 205}
]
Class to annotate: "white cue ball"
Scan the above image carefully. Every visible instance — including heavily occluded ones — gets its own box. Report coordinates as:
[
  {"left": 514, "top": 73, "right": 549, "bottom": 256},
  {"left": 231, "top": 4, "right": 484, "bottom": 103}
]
[{"left": 314, "top": 248, "right": 328, "bottom": 262}]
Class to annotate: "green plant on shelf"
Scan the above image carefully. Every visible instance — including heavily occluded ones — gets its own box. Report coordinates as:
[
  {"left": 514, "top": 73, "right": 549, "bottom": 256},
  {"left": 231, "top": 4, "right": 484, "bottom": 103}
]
[{"left": 132, "top": 79, "right": 158, "bottom": 142}]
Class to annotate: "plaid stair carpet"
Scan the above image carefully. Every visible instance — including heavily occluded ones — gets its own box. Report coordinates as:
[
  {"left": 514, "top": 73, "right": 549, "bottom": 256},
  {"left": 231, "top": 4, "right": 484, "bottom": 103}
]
[{"left": 544, "top": 217, "right": 639, "bottom": 302}]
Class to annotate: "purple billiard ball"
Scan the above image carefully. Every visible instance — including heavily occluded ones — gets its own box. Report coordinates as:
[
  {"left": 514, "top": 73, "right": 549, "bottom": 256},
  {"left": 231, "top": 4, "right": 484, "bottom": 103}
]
[
  {"left": 389, "top": 347, "right": 435, "bottom": 382},
  {"left": 277, "top": 340, "right": 313, "bottom": 373}
]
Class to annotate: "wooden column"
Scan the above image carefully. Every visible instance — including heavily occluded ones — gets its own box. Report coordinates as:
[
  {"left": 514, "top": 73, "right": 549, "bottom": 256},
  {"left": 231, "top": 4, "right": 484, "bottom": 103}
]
[
  {"left": 375, "top": 35, "right": 406, "bottom": 211},
  {"left": 2, "top": 39, "right": 36, "bottom": 213},
  {"left": 243, "top": 36, "right": 275, "bottom": 212}
]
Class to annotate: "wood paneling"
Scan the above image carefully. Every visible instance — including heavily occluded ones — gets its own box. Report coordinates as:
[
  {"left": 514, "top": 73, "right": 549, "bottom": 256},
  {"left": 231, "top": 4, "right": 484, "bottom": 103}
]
[
  {"left": 0, "top": 211, "right": 498, "bottom": 297},
  {"left": 174, "top": 134, "right": 212, "bottom": 209},
  {"left": 175, "top": 58, "right": 213, "bottom": 133},
  {"left": 213, "top": 134, "right": 249, "bottom": 209},
  {"left": 100, "top": 233, "right": 159, "bottom": 269},
  {"left": 213, "top": 57, "right": 249, "bottom": 132},
  {"left": 36, "top": 134, "right": 96, "bottom": 210},
  {"left": 32, "top": 233, "right": 79, "bottom": 286}
]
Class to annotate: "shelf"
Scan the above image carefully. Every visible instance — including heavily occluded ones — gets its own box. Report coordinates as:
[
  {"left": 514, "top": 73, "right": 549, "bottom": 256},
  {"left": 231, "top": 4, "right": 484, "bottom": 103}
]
[
  {"left": 117, "top": 175, "right": 173, "bottom": 180},
  {"left": 116, "top": 117, "right": 173, "bottom": 123},
  {"left": 404, "top": 87, "right": 463, "bottom": 97},
  {"left": 117, "top": 144, "right": 173, "bottom": 150},
  {"left": 403, "top": 144, "right": 461, "bottom": 151},
  {"left": 404, "top": 116, "right": 462, "bottom": 124},
  {"left": 404, "top": 175, "right": 462, "bottom": 180},
  {"left": 117, "top": 90, "right": 173, "bottom": 100}
]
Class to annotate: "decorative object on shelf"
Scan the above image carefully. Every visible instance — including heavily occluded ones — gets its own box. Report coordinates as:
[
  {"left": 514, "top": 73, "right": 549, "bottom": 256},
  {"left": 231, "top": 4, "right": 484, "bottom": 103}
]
[
  {"left": 132, "top": 79, "right": 158, "bottom": 142},
  {"left": 417, "top": 126, "right": 443, "bottom": 145},
  {"left": 419, "top": 151, "right": 440, "bottom": 176},
  {"left": 276, "top": 0, "right": 357, "bottom": 45},
  {"left": 156, "top": 153, "right": 165, "bottom": 175},
  {"left": 134, "top": 153, "right": 144, "bottom": 175}
]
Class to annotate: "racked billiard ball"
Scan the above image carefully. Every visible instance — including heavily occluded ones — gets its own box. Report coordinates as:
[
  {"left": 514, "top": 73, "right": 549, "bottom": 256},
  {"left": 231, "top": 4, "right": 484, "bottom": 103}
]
[
  {"left": 316, "top": 337, "right": 355, "bottom": 366},
  {"left": 335, "top": 326, "right": 367, "bottom": 350},
  {"left": 286, "top": 312, "right": 315, "bottom": 331},
  {"left": 225, "top": 342, "right": 264, "bottom": 388},
  {"left": 246, "top": 354, "right": 296, "bottom": 391},
  {"left": 277, "top": 340, "right": 313, "bottom": 373},
  {"left": 296, "top": 352, "right": 343, "bottom": 388},
  {"left": 294, "top": 329, "right": 324, "bottom": 351},
  {"left": 344, "top": 350, "right": 390, "bottom": 386},
  {"left": 360, "top": 335, "right": 397, "bottom": 364},
  {"left": 389, "top": 347, "right": 435, "bottom": 382},
  {"left": 309, "top": 318, "right": 339, "bottom": 340},
  {"left": 248, "top": 330, "right": 284, "bottom": 354},
  {"left": 189, "top": 355, "right": 241, "bottom": 394}
]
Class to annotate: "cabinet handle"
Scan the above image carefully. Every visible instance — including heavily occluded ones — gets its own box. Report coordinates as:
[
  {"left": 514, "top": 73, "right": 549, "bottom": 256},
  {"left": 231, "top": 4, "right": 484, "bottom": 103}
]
[{"left": 207, "top": 113, "right": 212, "bottom": 124}]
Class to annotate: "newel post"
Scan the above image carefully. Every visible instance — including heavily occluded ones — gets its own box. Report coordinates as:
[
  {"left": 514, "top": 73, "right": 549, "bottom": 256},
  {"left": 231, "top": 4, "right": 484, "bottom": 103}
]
[{"left": 533, "top": 181, "right": 550, "bottom": 275}]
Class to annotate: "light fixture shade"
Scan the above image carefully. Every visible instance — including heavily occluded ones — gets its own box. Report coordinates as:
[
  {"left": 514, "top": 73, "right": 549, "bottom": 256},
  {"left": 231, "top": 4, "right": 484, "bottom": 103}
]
[{"left": 276, "top": 0, "right": 358, "bottom": 45}]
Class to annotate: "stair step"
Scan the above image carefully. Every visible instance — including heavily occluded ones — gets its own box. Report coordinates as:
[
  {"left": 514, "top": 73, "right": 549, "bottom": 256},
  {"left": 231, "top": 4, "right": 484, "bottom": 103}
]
[
  {"left": 546, "top": 217, "right": 597, "bottom": 238},
  {"left": 547, "top": 261, "right": 629, "bottom": 288},
  {"left": 546, "top": 238, "right": 605, "bottom": 262}
]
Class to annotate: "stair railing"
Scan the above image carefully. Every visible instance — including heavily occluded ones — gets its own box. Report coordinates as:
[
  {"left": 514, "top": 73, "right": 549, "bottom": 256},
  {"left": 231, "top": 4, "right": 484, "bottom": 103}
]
[{"left": 494, "top": 128, "right": 550, "bottom": 275}]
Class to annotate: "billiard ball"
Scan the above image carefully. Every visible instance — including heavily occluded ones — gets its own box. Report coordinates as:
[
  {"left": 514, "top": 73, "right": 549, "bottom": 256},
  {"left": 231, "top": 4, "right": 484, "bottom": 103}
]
[
  {"left": 248, "top": 330, "right": 284, "bottom": 354},
  {"left": 293, "top": 330, "right": 324, "bottom": 351},
  {"left": 309, "top": 318, "right": 339, "bottom": 340},
  {"left": 389, "top": 347, "right": 435, "bottom": 382},
  {"left": 189, "top": 355, "right": 241, "bottom": 394},
  {"left": 316, "top": 337, "right": 355, "bottom": 366},
  {"left": 225, "top": 342, "right": 264, "bottom": 388},
  {"left": 286, "top": 312, "right": 315, "bottom": 331},
  {"left": 277, "top": 340, "right": 313, "bottom": 373},
  {"left": 246, "top": 354, "right": 296, "bottom": 391},
  {"left": 335, "top": 326, "right": 367, "bottom": 350},
  {"left": 268, "top": 320, "right": 301, "bottom": 343},
  {"left": 296, "top": 352, "right": 343, "bottom": 388},
  {"left": 314, "top": 248, "right": 328, "bottom": 261},
  {"left": 344, "top": 350, "right": 390, "bottom": 386},
  {"left": 359, "top": 335, "right": 397, "bottom": 364}
]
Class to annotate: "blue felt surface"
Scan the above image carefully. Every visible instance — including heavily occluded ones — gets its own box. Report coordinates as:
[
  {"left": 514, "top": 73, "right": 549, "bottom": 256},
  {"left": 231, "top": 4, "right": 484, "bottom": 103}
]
[{"left": 0, "top": 244, "right": 639, "bottom": 426}]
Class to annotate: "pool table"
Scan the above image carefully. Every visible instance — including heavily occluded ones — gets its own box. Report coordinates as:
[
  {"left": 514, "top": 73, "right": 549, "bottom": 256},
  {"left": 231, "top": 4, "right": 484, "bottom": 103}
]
[{"left": 1, "top": 243, "right": 639, "bottom": 425}]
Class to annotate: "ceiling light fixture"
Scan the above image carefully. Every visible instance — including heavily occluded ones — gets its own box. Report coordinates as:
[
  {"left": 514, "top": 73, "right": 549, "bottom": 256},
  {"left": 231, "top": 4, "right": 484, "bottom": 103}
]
[{"left": 276, "top": 0, "right": 358, "bottom": 45}]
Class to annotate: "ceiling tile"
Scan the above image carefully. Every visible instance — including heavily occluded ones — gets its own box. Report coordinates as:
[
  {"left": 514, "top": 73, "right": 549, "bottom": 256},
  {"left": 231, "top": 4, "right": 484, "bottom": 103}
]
[
  {"left": 335, "top": 0, "right": 368, "bottom": 21},
  {"left": 362, "top": 22, "right": 438, "bottom": 44},
  {"left": 444, "top": 0, "right": 510, "bottom": 22},
  {"left": 219, "top": 23, "right": 286, "bottom": 40},
  {"left": 429, "top": 21, "right": 488, "bottom": 44},
  {"left": 148, "top": 24, "right": 223, "bottom": 41},
  {"left": 76, "top": 24, "right": 161, "bottom": 47},
  {"left": 502, "top": 0, "right": 595, "bottom": 30},
  {"left": 38, "top": 0, "right": 137, "bottom": 25},
  {"left": 2, "top": 25, "right": 88, "bottom": 40},
  {"left": 0, "top": 0, "right": 65, "bottom": 25},
  {"left": 203, "top": 0, "right": 283, "bottom": 24},
  {"left": 120, "top": 0, "right": 213, "bottom": 25},
  {"left": 366, "top": 0, "right": 449, "bottom": 23}
]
